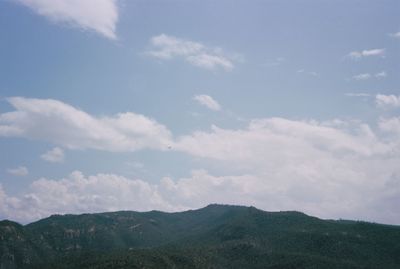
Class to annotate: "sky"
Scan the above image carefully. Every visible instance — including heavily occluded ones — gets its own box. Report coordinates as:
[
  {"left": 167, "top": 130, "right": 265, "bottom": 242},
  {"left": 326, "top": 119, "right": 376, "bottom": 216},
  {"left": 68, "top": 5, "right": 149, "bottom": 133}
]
[{"left": 0, "top": 0, "right": 399, "bottom": 225}]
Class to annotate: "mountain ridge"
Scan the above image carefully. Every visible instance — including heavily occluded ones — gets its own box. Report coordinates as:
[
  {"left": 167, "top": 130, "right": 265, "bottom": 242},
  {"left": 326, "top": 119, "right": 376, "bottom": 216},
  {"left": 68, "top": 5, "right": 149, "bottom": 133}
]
[
  {"left": 1, "top": 204, "right": 400, "bottom": 268},
  {"left": 3, "top": 203, "right": 397, "bottom": 228}
]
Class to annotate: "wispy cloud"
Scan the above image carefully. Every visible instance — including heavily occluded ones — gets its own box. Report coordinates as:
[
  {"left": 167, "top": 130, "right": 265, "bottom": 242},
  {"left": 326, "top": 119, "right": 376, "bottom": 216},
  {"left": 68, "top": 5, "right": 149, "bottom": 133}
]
[
  {"left": 348, "top": 48, "right": 385, "bottom": 60},
  {"left": 352, "top": 71, "right": 387, "bottom": 80},
  {"left": 41, "top": 147, "right": 65, "bottom": 163},
  {"left": 345, "top": 93, "right": 371, "bottom": 97},
  {"left": 7, "top": 166, "right": 28, "bottom": 176},
  {"left": 375, "top": 71, "right": 387, "bottom": 78},
  {"left": 262, "top": 57, "right": 285, "bottom": 67},
  {"left": 353, "top": 73, "right": 371, "bottom": 80},
  {"left": 16, "top": 0, "right": 119, "bottom": 39},
  {"left": 146, "top": 34, "right": 237, "bottom": 71},
  {"left": 297, "top": 69, "right": 318, "bottom": 76},
  {"left": 376, "top": 94, "right": 400, "bottom": 109},
  {"left": 193, "top": 95, "right": 221, "bottom": 111}
]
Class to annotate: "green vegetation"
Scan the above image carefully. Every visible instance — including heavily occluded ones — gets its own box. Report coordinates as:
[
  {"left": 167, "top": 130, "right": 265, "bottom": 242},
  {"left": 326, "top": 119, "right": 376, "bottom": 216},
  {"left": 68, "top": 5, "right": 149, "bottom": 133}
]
[{"left": 1, "top": 204, "right": 400, "bottom": 268}]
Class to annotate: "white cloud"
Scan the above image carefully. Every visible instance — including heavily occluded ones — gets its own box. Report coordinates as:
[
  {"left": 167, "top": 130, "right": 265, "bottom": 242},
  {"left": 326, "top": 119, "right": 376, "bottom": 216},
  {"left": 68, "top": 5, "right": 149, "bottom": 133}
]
[
  {"left": 7, "top": 166, "right": 29, "bottom": 176},
  {"left": 389, "top": 32, "right": 400, "bottom": 38},
  {"left": 146, "top": 34, "right": 236, "bottom": 71},
  {"left": 0, "top": 97, "right": 172, "bottom": 151},
  {"left": 376, "top": 94, "right": 400, "bottom": 109},
  {"left": 193, "top": 95, "right": 221, "bottom": 111},
  {"left": 16, "top": 0, "right": 119, "bottom": 39},
  {"left": 353, "top": 73, "right": 371, "bottom": 80},
  {"left": 348, "top": 48, "right": 385, "bottom": 59},
  {"left": 41, "top": 147, "right": 65, "bottom": 163}
]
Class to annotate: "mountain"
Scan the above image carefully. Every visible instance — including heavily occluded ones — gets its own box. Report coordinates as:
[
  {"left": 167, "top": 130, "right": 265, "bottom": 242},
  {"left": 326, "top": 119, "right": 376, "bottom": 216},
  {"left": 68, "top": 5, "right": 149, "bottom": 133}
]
[{"left": 1, "top": 204, "right": 400, "bottom": 268}]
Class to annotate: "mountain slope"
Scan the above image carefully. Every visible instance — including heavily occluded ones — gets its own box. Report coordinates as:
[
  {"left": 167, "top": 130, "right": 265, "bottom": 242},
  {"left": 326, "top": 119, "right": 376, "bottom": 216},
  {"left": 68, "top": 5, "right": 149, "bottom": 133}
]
[{"left": 1, "top": 204, "right": 400, "bottom": 268}]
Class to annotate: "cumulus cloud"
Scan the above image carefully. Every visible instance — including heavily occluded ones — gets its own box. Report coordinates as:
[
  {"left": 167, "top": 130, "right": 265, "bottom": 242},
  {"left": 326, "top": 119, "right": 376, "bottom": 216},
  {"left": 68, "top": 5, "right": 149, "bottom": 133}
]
[
  {"left": 7, "top": 166, "right": 29, "bottom": 176},
  {"left": 16, "top": 0, "right": 119, "bottom": 39},
  {"left": 376, "top": 94, "right": 400, "bottom": 109},
  {"left": 193, "top": 95, "right": 221, "bottom": 111},
  {"left": 0, "top": 97, "right": 172, "bottom": 151},
  {"left": 146, "top": 34, "right": 236, "bottom": 71},
  {"left": 41, "top": 147, "right": 65, "bottom": 163},
  {"left": 0, "top": 171, "right": 177, "bottom": 223},
  {"left": 348, "top": 48, "right": 385, "bottom": 60}
]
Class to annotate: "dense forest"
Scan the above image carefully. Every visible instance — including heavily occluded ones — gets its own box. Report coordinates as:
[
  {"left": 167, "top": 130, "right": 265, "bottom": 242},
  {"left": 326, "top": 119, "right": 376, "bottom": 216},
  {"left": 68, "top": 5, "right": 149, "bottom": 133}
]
[{"left": 1, "top": 204, "right": 400, "bottom": 268}]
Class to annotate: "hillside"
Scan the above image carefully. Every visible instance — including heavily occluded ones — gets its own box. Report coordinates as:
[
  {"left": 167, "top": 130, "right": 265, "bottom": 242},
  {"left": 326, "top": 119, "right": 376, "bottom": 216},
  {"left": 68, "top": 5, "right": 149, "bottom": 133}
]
[{"left": 1, "top": 204, "right": 400, "bottom": 268}]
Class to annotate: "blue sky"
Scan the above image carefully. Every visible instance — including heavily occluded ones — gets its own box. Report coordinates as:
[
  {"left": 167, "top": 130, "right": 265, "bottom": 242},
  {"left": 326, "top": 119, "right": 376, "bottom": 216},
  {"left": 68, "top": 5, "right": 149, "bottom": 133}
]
[{"left": 0, "top": 0, "right": 399, "bottom": 224}]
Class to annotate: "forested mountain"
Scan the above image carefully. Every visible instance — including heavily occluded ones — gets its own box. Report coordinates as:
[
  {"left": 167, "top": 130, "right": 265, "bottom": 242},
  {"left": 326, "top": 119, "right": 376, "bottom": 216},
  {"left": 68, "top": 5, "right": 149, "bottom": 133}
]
[{"left": 1, "top": 204, "right": 399, "bottom": 268}]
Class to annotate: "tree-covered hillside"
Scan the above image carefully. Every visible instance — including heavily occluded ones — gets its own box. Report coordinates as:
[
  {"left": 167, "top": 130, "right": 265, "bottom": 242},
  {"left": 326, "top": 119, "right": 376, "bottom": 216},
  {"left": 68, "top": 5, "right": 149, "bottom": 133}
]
[{"left": 1, "top": 204, "right": 399, "bottom": 268}]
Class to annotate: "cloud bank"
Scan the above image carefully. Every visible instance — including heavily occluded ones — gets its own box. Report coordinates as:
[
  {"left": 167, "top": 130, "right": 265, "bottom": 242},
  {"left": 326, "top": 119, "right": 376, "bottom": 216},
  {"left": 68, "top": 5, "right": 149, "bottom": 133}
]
[
  {"left": 1, "top": 98, "right": 400, "bottom": 225},
  {"left": 0, "top": 172, "right": 174, "bottom": 223}
]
